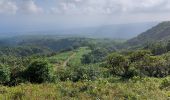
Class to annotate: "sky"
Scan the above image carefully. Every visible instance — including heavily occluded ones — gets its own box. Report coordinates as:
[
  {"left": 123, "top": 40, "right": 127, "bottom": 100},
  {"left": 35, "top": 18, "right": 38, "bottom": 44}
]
[{"left": 0, "top": 0, "right": 170, "bottom": 33}]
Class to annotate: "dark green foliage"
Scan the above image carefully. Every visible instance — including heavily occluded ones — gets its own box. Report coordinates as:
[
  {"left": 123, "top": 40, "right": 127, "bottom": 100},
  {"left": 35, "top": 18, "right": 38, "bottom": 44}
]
[
  {"left": 24, "top": 60, "right": 55, "bottom": 83},
  {"left": 8, "top": 65, "right": 26, "bottom": 86},
  {"left": 166, "top": 40, "right": 170, "bottom": 51},
  {"left": 81, "top": 54, "right": 93, "bottom": 64},
  {"left": 0, "top": 46, "right": 52, "bottom": 57},
  {"left": 81, "top": 48, "right": 108, "bottom": 64},
  {"left": 128, "top": 50, "right": 151, "bottom": 62},
  {"left": 133, "top": 55, "right": 168, "bottom": 77},
  {"left": 0, "top": 64, "right": 10, "bottom": 84},
  {"left": 144, "top": 42, "right": 167, "bottom": 55},
  {"left": 128, "top": 50, "right": 169, "bottom": 77},
  {"left": 57, "top": 66, "right": 100, "bottom": 82},
  {"left": 152, "top": 43, "right": 167, "bottom": 55},
  {"left": 19, "top": 38, "right": 89, "bottom": 52},
  {"left": 107, "top": 50, "right": 170, "bottom": 78},
  {"left": 107, "top": 53, "right": 132, "bottom": 78}
]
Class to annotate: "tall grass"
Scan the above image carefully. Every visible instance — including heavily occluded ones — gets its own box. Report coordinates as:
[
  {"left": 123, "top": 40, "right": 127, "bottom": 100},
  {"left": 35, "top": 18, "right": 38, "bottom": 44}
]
[{"left": 0, "top": 77, "right": 169, "bottom": 100}]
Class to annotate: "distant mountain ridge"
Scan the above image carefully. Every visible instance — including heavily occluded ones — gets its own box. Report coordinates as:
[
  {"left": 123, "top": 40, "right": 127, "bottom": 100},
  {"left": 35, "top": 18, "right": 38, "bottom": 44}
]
[
  {"left": 49, "top": 22, "right": 157, "bottom": 39},
  {"left": 0, "top": 22, "right": 157, "bottom": 39},
  {"left": 127, "top": 21, "right": 170, "bottom": 46}
]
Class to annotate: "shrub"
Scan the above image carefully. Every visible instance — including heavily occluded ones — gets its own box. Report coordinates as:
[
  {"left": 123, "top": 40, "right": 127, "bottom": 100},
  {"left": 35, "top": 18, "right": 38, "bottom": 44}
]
[
  {"left": 81, "top": 48, "right": 108, "bottom": 64},
  {"left": 107, "top": 53, "right": 131, "bottom": 77},
  {"left": 160, "top": 78, "right": 170, "bottom": 89},
  {"left": 8, "top": 65, "right": 26, "bottom": 86},
  {"left": 57, "top": 66, "right": 100, "bottom": 82},
  {"left": 144, "top": 42, "right": 167, "bottom": 55},
  {"left": 135, "top": 56, "right": 168, "bottom": 77},
  {"left": 71, "top": 66, "right": 100, "bottom": 82},
  {"left": 81, "top": 54, "right": 93, "bottom": 64},
  {"left": 107, "top": 50, "right": 169, "bottom": 78},
  {"left": 56, "top": 68, "right": 72, "bottom": 81},
  {"left": 0, "top": 64, "right": 10, "bottom": 84},
  {"left": 128, "top": 50, "right": 151, "bottom": 62},
  {"left": 24, "top": 60, "right": 55, "bottom": 83}
]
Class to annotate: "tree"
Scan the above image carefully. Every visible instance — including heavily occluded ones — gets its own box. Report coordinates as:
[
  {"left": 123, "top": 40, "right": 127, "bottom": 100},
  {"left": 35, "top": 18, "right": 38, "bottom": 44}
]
[
  {"left": 128, "top": 50, "right": 151, "bottom": 62},
  {"left": 166, "top": 40, "right": 170, "bottom": 51},
  {"left": 152, "top": 43, "right": 167, "bottom": 55},
  {"left": 107, "top": 53, "right": 130, "bottom": 77},
  {"left": 57, "top": 66, "right": 100, "bottom": 82},
  {"left": 25, "top": 60, "right": 55, "bottom": 83},
  {"left": 137, "top": 56, "right": 168, "bottom": 77},
  {"left": 81, "top": 54, "right": 93, "bottom": 64},
  {"left": 0, "top": 64, "right": 10, "bottom": 84},
  {"left": 81, "top": 48, "right": 108, "bottom": 64}
]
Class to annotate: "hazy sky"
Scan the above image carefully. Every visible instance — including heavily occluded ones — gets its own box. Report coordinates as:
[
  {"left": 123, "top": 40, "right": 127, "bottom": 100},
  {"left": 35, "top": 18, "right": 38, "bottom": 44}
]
[{"left": 0, "top": 0, "right": 170, "bottom": 33}]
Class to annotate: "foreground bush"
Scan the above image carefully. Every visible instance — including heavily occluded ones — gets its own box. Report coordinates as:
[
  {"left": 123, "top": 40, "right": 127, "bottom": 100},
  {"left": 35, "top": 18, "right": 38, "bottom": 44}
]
[
  {"left": 107, "top": 53, "right": 134, "bottom": 78},
  {"left": 8, "top": 65, "right": 26, "bottom": 86},
  {"left": 57, "top": 66, "right": 100, "bottom": 82},
  {"left": 24, "top": 60, "right": 55, "bottom": 83}
]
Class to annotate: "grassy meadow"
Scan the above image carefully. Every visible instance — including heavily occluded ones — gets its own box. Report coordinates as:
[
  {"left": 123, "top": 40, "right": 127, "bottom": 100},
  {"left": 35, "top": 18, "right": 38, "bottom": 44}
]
[{"left": 0, "top": 77, "right": 169, "bottom": 100}]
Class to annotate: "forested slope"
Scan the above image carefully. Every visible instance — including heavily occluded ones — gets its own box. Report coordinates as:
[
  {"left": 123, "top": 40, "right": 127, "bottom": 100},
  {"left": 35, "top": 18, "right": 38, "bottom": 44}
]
[{"left": 127, "top": 21, "right": 170, "bottom": 46}]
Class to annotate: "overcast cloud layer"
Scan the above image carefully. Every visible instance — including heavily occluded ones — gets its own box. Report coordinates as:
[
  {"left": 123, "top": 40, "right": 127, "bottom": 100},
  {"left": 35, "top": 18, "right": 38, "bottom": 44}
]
[
  {"left": 0, "top": 0, "right": 170, "bottom": 33},
  {"left": 1, "top": 0, "right": 170, "bottom": 15}
]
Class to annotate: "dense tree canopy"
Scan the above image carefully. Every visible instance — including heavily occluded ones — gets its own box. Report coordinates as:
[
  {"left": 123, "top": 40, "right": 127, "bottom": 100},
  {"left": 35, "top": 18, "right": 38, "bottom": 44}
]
[{"left": 25, "top": 60, "right": 55, "bottom": 83}]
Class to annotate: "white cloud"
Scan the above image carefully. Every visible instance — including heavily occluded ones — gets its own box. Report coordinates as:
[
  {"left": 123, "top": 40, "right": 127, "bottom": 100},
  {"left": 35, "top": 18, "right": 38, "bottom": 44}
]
[
  {"left": 0, "top": 0, "right": 18, "bottom": 14},
  {"left": 17, "top": 0, "right": 43, "bottom": 14},
  {"left": 1, "top": 0, "right": 170, "bottom": 16},
  {"left": 50, "top": 0, "right": 170, "bottom": 15},
  {"left": 0, "top": 0, "right": 43, "bottom": 15}
]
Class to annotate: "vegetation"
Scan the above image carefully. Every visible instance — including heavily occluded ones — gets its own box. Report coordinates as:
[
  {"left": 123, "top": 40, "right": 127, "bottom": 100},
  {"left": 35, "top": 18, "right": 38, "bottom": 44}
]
[
  {"left": 0, "top": 77, "right": 169, "bottom": 100},
  {"left": 0, "top": 64, "right": 10, "bottom": 84},
  {"left": 81, "top": 47, "right": 108, "bottom": 64},
  {"left": 1, "top": 25, "right": 170, "bottom": 100},
  {"left": 127, "top": 21, "right": 170, "bottom": 46},
  {"left": 24, "top": 60, "right": 55, "bottom": 83}
]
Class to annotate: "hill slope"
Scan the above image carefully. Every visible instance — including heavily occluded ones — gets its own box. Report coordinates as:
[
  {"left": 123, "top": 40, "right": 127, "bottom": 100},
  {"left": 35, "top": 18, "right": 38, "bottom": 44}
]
[{"left": 127, "top": 21, "right": 170, "bottom": 46}]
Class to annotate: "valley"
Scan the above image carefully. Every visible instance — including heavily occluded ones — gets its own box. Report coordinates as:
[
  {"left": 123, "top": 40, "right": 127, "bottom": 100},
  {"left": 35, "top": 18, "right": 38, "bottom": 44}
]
[{"left": 0, "top": 22, "right": 170, "bottom": 99}]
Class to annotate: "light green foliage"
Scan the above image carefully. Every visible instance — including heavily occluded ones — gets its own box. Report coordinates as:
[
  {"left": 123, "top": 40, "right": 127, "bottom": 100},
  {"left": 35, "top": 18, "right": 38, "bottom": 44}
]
[
  {"left": 0, "top": 77, "right": 169, "bottom": 100},
  {"left": 67, "top": 47, "right": 91, "bottom": 67},
  {"left": 48, "top": 51, "right": 74, "bottom": 64},
  {"left": 160, "top": 77, "right": 170, "bottom": 90}
]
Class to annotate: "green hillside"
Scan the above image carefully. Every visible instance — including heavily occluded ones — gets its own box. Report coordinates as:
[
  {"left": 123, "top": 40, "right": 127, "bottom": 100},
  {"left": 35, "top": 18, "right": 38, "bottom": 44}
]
[
  {"left": 127, "top": 21, "right": 170, "bottom": 46},
  {"left": 1, "top": 29, "right": 170, "bottom": 99}
]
